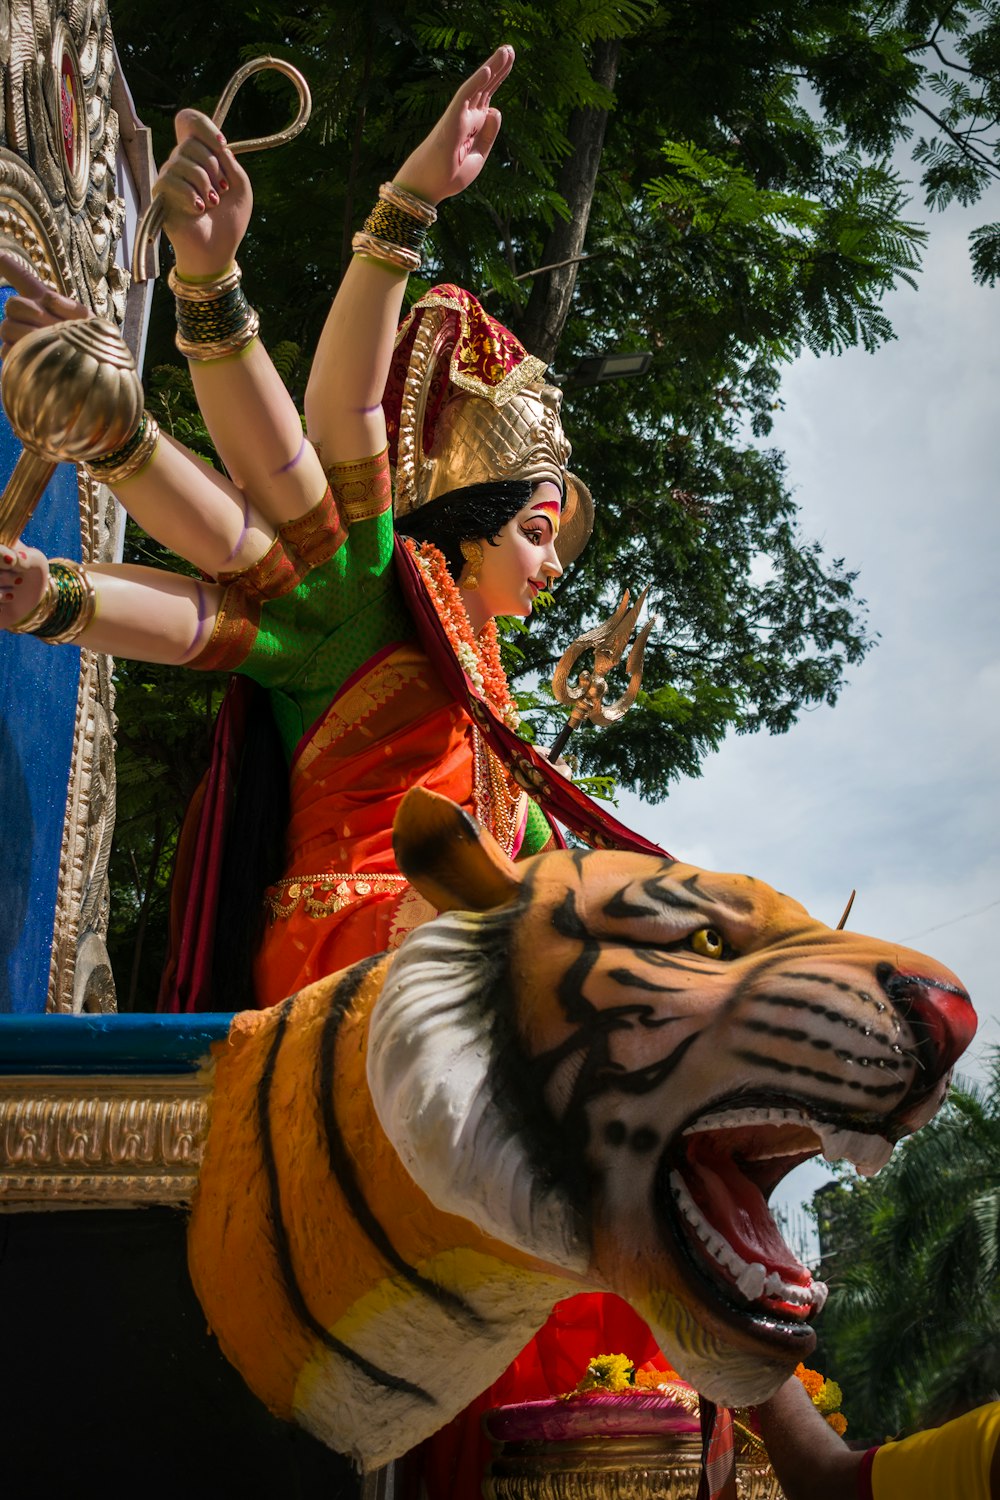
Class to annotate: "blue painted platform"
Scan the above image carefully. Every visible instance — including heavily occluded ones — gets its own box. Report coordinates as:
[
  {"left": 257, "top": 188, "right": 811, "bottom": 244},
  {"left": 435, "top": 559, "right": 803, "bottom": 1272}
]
[{"left": 0, "top": 1013, "right": 233, "bottom": 1074}]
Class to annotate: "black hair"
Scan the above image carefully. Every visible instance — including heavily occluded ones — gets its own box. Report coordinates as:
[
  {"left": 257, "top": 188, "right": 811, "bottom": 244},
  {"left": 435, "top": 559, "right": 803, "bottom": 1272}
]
[{"left": 395, "top": 478, "right": 533, "bottom": 581}]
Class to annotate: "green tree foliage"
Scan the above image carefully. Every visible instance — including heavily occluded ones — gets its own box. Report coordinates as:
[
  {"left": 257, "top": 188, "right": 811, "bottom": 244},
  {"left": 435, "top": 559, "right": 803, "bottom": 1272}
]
[
  {"left": 106, "top": 2, "right": 1000, "bottom": 997},
  {"left": 814, "top": 1055, "right": 1000, "bottom": 1442}
]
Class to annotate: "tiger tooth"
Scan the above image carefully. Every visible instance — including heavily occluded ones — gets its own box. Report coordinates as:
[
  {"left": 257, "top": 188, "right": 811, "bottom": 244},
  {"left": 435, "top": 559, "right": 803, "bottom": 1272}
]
[
  {"left": 736, "top": 1262, "right": 766, "bottom": 1300},
  {"left": 811, "top": 1279, "right": 829, "bottom": 1312},
  {"left": 817, "top": 1125, "right": 894, "bottom": 1176}
]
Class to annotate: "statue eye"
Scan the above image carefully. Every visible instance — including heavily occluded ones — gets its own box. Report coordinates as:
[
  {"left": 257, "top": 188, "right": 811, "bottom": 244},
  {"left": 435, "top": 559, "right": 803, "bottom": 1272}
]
[{"left": 690, "top": 927, "right": 724, "bottom": 959}]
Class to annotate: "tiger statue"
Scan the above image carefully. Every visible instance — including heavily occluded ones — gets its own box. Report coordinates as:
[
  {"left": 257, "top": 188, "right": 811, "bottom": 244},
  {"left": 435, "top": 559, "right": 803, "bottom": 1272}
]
[{"left": 188, "top": 787, "right": 975, "bottom": 1471}]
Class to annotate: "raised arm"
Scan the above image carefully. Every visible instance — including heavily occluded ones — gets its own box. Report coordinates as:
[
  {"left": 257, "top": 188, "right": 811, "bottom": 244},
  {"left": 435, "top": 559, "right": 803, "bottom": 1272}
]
[
  {"left": 155, "top": 110, "right": 327, "bottom": 524},
  {"left": 304, "top": 45, "right": 514, "bottom": 463}
]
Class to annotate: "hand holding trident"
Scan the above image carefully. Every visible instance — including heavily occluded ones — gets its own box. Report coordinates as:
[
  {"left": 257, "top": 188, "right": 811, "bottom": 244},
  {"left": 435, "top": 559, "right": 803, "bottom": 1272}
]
[{"left": 548, "top": 588, "right": 657, "bottom": 762}]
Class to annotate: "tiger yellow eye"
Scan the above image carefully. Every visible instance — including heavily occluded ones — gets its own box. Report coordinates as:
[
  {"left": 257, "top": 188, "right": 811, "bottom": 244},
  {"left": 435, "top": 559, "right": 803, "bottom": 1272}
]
[{"left": 690, "top": 927, "right": 724, "bottom": 959}]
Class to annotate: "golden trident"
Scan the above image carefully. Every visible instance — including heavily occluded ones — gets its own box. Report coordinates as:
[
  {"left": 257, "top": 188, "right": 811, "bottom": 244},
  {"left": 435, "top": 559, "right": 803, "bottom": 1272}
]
[{"left": 548, "top": 588, "right": 658, "bottom": 762}]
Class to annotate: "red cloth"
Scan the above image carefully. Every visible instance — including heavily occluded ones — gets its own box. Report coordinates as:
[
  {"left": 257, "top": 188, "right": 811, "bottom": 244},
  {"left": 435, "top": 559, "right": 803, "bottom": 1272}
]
[
  {"left": 413, "top": 1295, "right": 669, "bottom": 1500},
  {"left": 384, "top": 283, "right": 545, "bottom": 465},
  {"left": 157, "top": 678, "right": 249, "bottom": 1013}
]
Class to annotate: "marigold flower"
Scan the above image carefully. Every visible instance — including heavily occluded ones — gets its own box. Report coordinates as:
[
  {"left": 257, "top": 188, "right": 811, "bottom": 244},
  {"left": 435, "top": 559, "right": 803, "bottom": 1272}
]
[
  {"left": 793, "top": 1363, "right": 825, "bottom": 1400},
  {"left": 815, "top": 1378, "right": 844, "bottom": 1415},
  {"left": 826, "top": 1411, "right": 848, "bottom": 1436},
  {"left": 576, "top": 1353, "right": 635, "bottom": 1393}
]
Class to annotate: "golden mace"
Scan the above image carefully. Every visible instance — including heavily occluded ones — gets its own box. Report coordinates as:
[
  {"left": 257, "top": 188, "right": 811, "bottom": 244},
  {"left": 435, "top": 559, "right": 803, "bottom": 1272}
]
[
  {"left": 0, "top": 316, "right": 143, "bottom": 546},
  {"left": 549, "top": 588, "right": 657, "bottom": 762},
  {"left": 132, "top": 56, "right": 312, "bottom": 282}
]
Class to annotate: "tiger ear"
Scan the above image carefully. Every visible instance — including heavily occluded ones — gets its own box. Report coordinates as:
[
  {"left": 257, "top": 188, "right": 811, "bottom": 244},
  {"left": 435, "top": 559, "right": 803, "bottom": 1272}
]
[{"left": 392, "top": 787, "right": 521, "bottom": 913}]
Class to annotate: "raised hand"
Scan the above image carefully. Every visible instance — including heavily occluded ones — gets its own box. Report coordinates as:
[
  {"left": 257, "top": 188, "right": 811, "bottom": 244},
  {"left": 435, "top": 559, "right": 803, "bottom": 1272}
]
[
  {"left": 152, "top": 109, "right": 253, "bottom": 279},
  {"left": 0, "top": 541, "right": 49, "bottom": 630},
  {"left": 0, "top": 251, "right": 89, "bottom": 356},
  {"left": 394, "top": 45, "right": 514, "bottom": 206}
]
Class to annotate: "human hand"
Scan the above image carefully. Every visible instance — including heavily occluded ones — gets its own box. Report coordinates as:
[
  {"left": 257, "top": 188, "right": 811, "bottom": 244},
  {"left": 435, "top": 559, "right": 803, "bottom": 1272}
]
[
  {"left": 0, "top": 251, "right": 89, "bottom": 356},
  {"left": 0, "top": 542, "right": 49, "bottom": 630},
  {"left": 153, "top": 109, "right": 252, "bottom": 279},
  {"left": 394, "top": 45, "right": 514, "bottom": 206}
]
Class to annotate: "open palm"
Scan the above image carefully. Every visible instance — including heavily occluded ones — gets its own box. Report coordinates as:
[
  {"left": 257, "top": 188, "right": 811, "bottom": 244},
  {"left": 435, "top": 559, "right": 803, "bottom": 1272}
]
[{"left": 396, "top": 45, "right": 515, "bottom": 205}]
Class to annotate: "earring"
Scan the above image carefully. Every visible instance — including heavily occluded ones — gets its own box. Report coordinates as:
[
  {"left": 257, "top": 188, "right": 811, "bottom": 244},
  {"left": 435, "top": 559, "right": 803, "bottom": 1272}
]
[{"left": 460, "top": 538, "right": 483, "bottom": 591}]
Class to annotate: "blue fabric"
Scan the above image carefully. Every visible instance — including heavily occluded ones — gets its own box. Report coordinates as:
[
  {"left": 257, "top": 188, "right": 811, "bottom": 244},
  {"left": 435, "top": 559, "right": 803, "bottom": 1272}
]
[{"left": 0, "top": 292, "right": 83, "bottom": 1012}]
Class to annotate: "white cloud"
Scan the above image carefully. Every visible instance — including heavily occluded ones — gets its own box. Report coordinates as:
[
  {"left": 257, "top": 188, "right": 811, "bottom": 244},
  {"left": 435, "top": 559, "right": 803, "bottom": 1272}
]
[{"left": 619, "top": 186, "right": 1000, "bottom": 1232}]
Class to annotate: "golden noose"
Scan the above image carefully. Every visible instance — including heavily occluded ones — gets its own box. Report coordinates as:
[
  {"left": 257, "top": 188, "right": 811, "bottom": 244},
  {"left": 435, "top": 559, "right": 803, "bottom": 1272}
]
[
  {"left": 549, "top": 587, "right": 657, "bottom": 762},
  {"left": 131, "top": 56, "right": 312, "bottom": 282}
]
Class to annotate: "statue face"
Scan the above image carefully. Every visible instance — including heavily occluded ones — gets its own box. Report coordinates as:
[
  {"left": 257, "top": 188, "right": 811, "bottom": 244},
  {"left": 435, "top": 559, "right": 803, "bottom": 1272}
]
[{"left": 467, "top": 482, "right": 563, "bottom": 628}]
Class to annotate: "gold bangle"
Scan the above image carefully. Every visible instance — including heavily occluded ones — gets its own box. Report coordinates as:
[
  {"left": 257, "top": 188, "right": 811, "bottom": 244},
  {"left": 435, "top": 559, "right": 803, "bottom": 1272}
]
[
  {"left": 7, "top": 572, "right": 58, "bottom": 634},
  {"left": 167, "top": 264, "right": 243, "bottom": 302},
  {"left": 351, "top": 230, "right": 421, "bottom": 273},
  {"left": 8, "top": 559, "right": 97, "bottom": 644},
  {"left": 380, "top": 182, "right": 438, "bottom": 227},
  {"left": 174, "top": 312, "right": 260, "bottom": 362},
  {"left": 40, "top": 559, "right": 97, "bottom": 644},
  {"left": 86, "top": 412, "right": 161, "bottom": 486}
]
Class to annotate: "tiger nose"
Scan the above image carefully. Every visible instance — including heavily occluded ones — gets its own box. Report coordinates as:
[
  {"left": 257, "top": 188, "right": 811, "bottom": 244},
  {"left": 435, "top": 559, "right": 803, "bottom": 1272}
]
[{"left": 876, "top": 962, "right": 977, "bottom": 1077}]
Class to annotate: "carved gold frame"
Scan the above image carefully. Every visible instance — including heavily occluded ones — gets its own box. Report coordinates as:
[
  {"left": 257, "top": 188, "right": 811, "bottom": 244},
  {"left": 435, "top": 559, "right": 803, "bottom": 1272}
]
[
  {"left": 0, "top": 1075, "right": 210, "bottom": 1209},
  {"left": 0, "top": 0, "right": 153, "bottom": 1012}
]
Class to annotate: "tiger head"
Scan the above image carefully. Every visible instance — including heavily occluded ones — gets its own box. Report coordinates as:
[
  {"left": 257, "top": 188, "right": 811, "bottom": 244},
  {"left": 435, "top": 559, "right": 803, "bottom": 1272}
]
[{"left": 372, "top": 787, "right": 976, "bottom": 1406}]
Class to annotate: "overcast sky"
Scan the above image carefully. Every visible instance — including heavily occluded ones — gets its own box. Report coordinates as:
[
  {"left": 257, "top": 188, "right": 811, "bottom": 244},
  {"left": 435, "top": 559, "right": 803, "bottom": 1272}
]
[{"left": 619, "top": 179, "right": 1000, "bottom": 1232}]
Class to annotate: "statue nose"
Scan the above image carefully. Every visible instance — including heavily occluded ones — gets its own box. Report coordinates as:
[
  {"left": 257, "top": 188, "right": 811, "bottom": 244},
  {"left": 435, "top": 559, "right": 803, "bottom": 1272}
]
[{"left": 877, "top": 963, "right": 977, "bottom": 1078}]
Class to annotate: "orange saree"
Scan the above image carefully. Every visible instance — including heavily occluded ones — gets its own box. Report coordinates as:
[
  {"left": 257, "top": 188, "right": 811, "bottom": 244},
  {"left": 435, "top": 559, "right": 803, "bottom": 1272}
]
[{"left": 253, "top": 639, "right": 479, "bottom": 1008}]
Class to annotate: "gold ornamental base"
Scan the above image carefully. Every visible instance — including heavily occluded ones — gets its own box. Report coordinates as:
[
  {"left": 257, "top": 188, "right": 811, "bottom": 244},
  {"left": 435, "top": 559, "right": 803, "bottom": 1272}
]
[{"left": 484, "top": 1435, "right": 783, "bottom": 1500}]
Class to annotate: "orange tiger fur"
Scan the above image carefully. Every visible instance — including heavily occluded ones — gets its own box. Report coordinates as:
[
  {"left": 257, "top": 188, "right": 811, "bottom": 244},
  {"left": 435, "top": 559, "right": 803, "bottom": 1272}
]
[{"left": 188, "top": 788, "right": 975, "bottom": 1470}]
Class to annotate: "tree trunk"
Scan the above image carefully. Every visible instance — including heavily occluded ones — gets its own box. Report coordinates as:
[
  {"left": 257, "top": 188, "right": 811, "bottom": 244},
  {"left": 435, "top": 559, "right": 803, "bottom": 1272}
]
[{"left": 515, "top": 38, "right": 621, "bottom": 365}]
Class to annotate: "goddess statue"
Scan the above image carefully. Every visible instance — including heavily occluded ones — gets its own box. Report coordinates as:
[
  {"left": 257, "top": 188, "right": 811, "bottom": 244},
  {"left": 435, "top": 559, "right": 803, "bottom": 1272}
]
[{"left": 0, "top": 44, "right": 669, "bottom": 1497}]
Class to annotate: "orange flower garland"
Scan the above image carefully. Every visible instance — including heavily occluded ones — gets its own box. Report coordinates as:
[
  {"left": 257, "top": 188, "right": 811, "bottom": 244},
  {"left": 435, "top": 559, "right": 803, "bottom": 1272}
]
[
  {"left": 404, "top": 534, "right": 523, "bottom": 803},
  {"left": 794, "top": 1361, "right": 848, "bottom": 1435}
]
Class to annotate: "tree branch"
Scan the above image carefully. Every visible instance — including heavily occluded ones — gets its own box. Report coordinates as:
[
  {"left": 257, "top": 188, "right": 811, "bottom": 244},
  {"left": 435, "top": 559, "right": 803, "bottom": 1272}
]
[
  {"left": 515, "top": 38, "right": 621, "bottom": 363},
  {"left": 911, "top": 96, "right": 1000, "bottom": 178}
]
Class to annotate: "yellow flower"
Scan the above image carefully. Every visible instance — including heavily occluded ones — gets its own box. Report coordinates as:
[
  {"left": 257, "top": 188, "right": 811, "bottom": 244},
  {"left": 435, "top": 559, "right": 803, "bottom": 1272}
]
[
  {"left": 815, "top": 1378, "right": 844, "bottom": 1415},
  {"left": 576, "top": 1353, "right": 635, "bottom": 1393}
]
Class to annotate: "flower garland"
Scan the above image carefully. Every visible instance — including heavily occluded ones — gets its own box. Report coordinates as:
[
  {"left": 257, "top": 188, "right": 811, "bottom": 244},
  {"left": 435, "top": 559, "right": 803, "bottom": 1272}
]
[
  {"left": 794, "top": 1361, "right": 848, "bottom": 1436},
  {"left": 403, "top": 536, "right": 520, "bottom": 731}
]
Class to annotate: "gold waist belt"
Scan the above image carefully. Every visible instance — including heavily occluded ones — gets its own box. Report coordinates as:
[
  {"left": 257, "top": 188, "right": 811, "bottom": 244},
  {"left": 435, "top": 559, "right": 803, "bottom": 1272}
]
[{"left": 265, "top": 872, "right": 408, "bottom": 921}]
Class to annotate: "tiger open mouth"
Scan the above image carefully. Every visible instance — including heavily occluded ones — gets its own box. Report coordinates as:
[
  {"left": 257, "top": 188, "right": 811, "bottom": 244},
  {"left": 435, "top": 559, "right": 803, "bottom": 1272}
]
[{"left": 662, "top": 1102, "right": 894, "bottom": 1329}]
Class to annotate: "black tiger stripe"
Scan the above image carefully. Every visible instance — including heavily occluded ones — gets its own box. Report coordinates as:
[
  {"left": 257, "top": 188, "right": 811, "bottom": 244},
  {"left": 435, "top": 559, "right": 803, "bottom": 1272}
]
[
  {"left": 739, "top": 1017, "right": 909, "bottom": 1069},
  {"left": 603, "top": 889, "right": 661, "bottom": 920},
  {"left": 553, "top": 890, "right": 601, "bottom": 1025},
  {"left": 680, "top": 872, "right": 755, "bottom": 914},
  {"left": 732, "top": 1048, "right": 906, "bottom": 1098},
  {"left": 641, "top": 876, "right": 708, "bottom": 913},
  {"left": 597, "top": 1031, "right": 702, "bottom": 1096},
  {"left": 630, "top": 951, "right": 712, "bottom": 973},
  {"left": 317, "top": 959, "right": 486, "bottom": 1330},
  {"left": 257, "top": 991, "right": 435, "bottom": 1405},
  {"left": 777, "top": 970, "right": 879, "bottom": 1000},
  {"left": 755, "top": 992, "right": 902, "bottom": 1043},
  {"left": 607, "top": 966, "right": 684, "bottom": 995}
]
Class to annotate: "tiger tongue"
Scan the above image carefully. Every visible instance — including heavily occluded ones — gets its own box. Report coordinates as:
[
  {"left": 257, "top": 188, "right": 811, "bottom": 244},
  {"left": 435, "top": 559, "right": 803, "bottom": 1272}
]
[{"left": 683, "top": 1139, "right": 809, "bottom": 1284}]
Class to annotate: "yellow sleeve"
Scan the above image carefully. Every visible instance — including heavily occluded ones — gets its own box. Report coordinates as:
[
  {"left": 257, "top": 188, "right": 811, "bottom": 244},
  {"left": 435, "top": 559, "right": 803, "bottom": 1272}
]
[{"left": 872, "top": 1402, "right": 1000, "bottom": 1500}]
